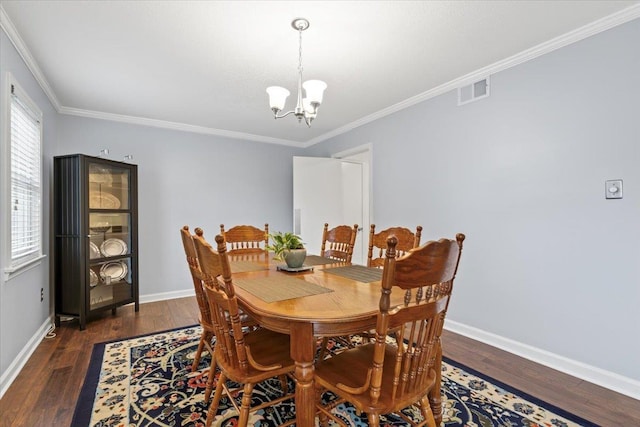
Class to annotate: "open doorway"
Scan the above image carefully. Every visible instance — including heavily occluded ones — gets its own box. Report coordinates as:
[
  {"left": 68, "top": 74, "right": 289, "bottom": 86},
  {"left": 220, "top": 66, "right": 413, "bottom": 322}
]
[
  {"left": 293, "top": 144, "right": 371, "bottom": 265},
  {"left": 332, "top": 145, "right": 371, "bottom": 265}
]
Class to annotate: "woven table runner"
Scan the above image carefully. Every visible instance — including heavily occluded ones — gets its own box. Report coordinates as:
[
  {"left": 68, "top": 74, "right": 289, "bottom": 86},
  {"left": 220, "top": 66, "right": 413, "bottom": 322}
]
[
  {"left": 230, "top": 260, "right": 269, "bottom": 273},
  {"left": 323, "top": 265, "right": 383, "bottom": 283},
  {"left": 303, "top": 255, "right": 343, "bottom": 266},
  {"left": 234, "top": 276, "right": 333, "bottom": 303}
]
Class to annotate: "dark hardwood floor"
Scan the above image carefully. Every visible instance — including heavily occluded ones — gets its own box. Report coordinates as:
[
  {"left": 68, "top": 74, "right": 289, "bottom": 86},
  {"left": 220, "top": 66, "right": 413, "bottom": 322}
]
[
  {"left": 1, "top": 297, "right": 638, "bottom": 426},
  {"left": 441, "top": 330, "right": 640, "bottom": 426}
]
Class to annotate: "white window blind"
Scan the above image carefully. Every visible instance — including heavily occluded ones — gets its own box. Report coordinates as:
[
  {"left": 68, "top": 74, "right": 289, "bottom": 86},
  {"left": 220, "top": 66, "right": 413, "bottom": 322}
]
[{"left": 9, "top": 83, "right": 43, "bottom": 266}]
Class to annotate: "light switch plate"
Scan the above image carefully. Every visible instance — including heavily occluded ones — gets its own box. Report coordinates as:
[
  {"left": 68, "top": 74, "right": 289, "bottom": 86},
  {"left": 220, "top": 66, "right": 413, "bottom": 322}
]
[{"left": 605, "top": 179, "right": 623, "bottom": 199}]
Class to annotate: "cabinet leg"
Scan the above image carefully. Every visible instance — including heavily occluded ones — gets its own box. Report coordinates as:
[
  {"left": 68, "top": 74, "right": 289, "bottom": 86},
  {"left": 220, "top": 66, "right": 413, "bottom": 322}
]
[{"left": 112, "top": 307, "right": 117, "bottom": 315}]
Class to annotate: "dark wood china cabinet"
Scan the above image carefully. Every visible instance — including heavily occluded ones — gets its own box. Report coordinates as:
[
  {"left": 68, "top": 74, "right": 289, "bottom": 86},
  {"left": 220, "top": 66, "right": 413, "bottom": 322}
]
[{"left": 54, "top": 154, "right": 139, "bottom": 330}]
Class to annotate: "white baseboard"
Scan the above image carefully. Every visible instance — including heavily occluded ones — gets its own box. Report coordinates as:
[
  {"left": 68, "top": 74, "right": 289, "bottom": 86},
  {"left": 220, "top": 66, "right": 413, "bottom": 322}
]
[
  {"left": 139, "top": 288, "right": 195, "bottom": 304},
  {"left": 445, "top": 319, "right": 640, "bottom": 400},
  {"left": 0, "top": 290, "right": 194, "bottom": 398},
  {"left": 0, "top": 317, "right": 52, "bottom": 399}
]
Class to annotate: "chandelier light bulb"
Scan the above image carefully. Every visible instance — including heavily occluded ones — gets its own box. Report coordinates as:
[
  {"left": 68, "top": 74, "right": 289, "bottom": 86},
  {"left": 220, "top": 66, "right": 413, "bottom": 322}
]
[
  {"left": 302, "top": 80, "right": 327, "bottom": 106},
  {"left": 266, "top": 86, "right": 290, "bottom": 112}
]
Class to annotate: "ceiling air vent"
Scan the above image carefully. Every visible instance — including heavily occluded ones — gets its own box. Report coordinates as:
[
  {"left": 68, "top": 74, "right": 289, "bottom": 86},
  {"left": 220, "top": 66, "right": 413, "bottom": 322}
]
[{"left": 458, "top": 77, "right": 490, "bottom": 106}]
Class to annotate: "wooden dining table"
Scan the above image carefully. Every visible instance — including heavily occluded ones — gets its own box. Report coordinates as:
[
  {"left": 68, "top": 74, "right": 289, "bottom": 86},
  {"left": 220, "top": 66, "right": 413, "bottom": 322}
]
[{"left": 227, "top": 252, "right": 444, "bottom": 427}]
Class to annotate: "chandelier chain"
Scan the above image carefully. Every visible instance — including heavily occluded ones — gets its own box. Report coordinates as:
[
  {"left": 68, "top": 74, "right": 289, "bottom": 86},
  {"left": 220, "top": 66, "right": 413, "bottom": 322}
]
[{"left": 298, "top": 26, "right": 304, "bottom": 74}]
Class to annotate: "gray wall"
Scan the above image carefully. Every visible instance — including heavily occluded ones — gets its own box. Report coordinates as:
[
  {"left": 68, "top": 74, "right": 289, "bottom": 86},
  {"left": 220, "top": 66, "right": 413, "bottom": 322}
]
[
  {"left": 305, "top": 19, "right": 640, "bottom": 381},
  {"left": 0, "top": 29, "right": 56, "bottom": 386},
  {"left": 54, "top": 117, "right": 304, "bottom": 298}
]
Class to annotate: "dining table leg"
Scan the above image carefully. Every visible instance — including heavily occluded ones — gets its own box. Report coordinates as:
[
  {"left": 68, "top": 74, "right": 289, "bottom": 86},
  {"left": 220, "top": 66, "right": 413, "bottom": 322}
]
[{"left": 290, "top": 322, "right": 316, "bottom": 427}]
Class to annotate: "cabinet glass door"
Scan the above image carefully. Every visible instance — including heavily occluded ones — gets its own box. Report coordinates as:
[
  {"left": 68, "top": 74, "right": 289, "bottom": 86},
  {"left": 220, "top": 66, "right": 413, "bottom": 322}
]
[
  {"left": 89, "top": 211, "right": 133, "bottom": 310},
  {"left": 89, "top": 213, "right": 131, "bottom": 256},
  {"left": 89, "top": 257, "right": 132, "bottom": 310},
  {"left": 88, "top": 160, "right": 133, "bottom": 311},
  {"left": 88, "top": 162, "right": 130, "bottom": 210}
]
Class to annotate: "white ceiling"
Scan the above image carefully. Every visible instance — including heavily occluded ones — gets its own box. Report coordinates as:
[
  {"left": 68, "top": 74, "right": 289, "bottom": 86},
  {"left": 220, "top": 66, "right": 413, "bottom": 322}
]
[{"left": 2, "top": 1, "right": 639, "bottom": 146}]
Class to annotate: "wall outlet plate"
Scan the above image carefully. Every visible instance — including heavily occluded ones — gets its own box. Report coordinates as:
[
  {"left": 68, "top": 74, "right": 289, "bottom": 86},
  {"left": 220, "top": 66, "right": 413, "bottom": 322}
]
[{"left": 605, "top": 179, "right": 623, "bottom": 199}]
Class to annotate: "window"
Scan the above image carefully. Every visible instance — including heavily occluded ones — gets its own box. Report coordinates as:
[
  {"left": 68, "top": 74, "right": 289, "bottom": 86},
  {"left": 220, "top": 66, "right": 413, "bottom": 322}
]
[{"left": 4, "top": 74, "right": 43, "bottom": 274}]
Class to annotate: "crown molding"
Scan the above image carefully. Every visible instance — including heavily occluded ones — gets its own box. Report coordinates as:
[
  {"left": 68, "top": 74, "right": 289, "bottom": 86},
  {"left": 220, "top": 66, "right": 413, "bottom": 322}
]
[
  {"left": 306, "top": 4, "right": 640, "bottom": 146},
  {"left": 58, "top": 106, "right": 303, "bottom": 147},
  {"left": 0, "top": 5, "right": 61, "bottom": 111},
  {"left": 3, "top": 3, "right": 639, "bottom": 147}
]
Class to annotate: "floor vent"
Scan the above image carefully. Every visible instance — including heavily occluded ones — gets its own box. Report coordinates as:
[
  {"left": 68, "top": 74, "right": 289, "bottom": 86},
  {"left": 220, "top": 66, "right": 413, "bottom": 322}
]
[{"left": 458, "top": 77, "right": 490, "bottom": 106}]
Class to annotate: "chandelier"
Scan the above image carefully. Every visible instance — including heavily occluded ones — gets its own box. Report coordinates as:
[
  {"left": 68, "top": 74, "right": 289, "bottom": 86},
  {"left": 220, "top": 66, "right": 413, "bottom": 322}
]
[{"left": 266, "top": 18, "right": 327, "bottom": 127}]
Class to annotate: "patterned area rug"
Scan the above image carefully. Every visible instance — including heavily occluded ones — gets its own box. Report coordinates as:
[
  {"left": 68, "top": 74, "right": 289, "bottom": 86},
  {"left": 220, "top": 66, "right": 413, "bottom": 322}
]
[{"left": 72, "top": 326, "right": 598, "bottom": 427}]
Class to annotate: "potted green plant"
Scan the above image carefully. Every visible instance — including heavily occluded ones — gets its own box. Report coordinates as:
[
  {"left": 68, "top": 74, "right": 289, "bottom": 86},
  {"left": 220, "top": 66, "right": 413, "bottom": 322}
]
[{"left": 266, "top": 231, "right": 306, "bottom": 268}]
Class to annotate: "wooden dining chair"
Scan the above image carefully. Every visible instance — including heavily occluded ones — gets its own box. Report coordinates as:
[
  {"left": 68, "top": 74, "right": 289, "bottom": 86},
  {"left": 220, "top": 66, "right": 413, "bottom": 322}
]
[
  {"left": 179, "top": 225, "right": 217, "bottom": 401},
  {"left": 180, "top": 226, "right": 260, "bottom": 402},
  {"left": 315, "top": 233, "right": 465, "bottom": 427},
  {"left": 320, "top": 223, "right": 359, "bottom": 263},
  {"left": 367, "top": 224, "right": 422, "bottom": 268},
  {"left": 327, "top": 224, "right": 423, "bottom": 351},
  {"left": 192, "top": 232, "right": 296, "bottom": 427},
  {"left": 317, "top": 223, "right": 362, "bottom": 358},
  {"left": 220, "top": 223, "right": 269, "bottom": 254}
]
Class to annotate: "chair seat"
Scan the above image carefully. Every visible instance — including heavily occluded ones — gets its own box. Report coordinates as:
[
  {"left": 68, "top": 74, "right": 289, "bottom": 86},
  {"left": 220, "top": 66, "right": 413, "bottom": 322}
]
[
  {"left": 218, "top": 310, "right": 255, "bottom": 326},
  {"left": 315, "top": 343, "right": 436, "bottom": 413},
  {"left": 216, "top": 328, "right": 294, "bottom": 382},
  {"left": 200, "top": 315, "right": 214, "bottom": 331}
]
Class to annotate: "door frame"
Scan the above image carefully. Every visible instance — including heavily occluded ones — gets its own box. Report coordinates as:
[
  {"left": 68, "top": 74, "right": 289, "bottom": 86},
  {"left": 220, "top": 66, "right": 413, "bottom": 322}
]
[{"left": 332, "top": 143, "right": 372, "bottom": 265}]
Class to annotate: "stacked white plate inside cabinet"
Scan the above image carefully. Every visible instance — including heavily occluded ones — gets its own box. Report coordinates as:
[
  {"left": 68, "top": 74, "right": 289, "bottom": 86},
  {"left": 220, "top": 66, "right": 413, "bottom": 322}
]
[
  {"left": 89, "top": 269, "right": 99, "bottom": 287},
  {"left": 89, "top": 242, "right": 101, "bottom": 259},
  {"left": 100, "top": 238, "right": 128, "bottom": 257},
  {"left": 89, "top": 192, "right": 120, "bottom": 209},
  {"left": 100, "top": 262, "right": 128, "bottom": 282}
]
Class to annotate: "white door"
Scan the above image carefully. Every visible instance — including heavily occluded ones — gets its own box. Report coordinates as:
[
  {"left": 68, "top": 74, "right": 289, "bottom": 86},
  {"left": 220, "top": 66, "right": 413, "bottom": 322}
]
[{"left": 293, "top": 157, "right": 365, "bottom": 264}]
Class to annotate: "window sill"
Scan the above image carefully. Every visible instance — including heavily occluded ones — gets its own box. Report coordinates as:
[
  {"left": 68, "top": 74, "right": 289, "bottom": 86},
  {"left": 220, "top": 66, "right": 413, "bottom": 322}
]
[{"left": 3, "top": 254, "right": 47, "bottom": 282}]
